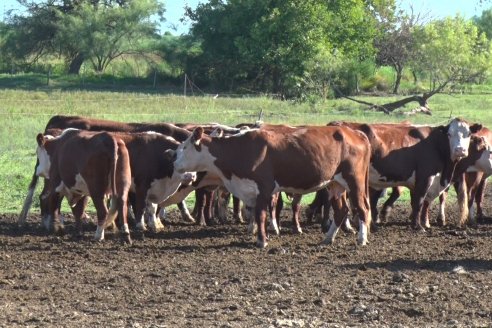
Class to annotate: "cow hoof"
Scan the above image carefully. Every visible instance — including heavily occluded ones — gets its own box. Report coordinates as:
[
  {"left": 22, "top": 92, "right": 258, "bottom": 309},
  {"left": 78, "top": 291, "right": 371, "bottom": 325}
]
[
  {"left": 184, "top": 215, "right": 196, "bottom": 224},
  {"left": 135, "top": 222, "right": 147, "bottom": 231},
  {"left": 256, "top": 239, "right": 268, "bottom": 248},
  {"left": 120, "top": 233, "right": 132, "bottom": 245},
  {"left": 357, "top": 239, "right": 368, "bottom": 246},
  {"left": 54, "top": 224, "right": 65, "bottom": 236},
  {"left": 321, "top": 238, "right": 333, "bottom": 245},
  {"left": 292, "top": 227, "right": 303, "bottom": 234},
  {"left": 198, "top": 220, "right": 207, "bottom": 227}
]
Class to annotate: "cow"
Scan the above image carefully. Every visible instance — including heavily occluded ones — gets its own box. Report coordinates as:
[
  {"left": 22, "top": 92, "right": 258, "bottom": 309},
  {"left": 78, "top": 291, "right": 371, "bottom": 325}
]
[
  {"left": 36, "top": 129, "right": 132, "bottom": 243},
  {"left": 172, "top": 124, "right": 372, "bottom": 248},
  {"left": 38, "top": 130, "right": 201, "bottom": 234},
  {"left": 328, "top": 118, "right": 482, "bottom": 230},
  {"left": 437, "top": 127, "right": 492, "bottom": 226},
  {"left": 19, "top": 115, "right": 194, "bottom": 228}
]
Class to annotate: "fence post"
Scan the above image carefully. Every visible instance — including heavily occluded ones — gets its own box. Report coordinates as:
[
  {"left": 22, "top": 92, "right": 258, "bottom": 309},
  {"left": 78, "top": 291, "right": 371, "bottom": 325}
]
[
  {"left": 184, "top": 73, "right": 187, "bottom": 97},
  {"left": 153, "top": 69, "right": 157, "bottom": 89}
]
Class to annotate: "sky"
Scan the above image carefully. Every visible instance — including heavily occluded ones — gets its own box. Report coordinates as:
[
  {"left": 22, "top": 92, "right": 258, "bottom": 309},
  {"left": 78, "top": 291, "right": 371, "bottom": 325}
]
[{"left": 0, "top": 0, "right": 490, "bottom": 35}]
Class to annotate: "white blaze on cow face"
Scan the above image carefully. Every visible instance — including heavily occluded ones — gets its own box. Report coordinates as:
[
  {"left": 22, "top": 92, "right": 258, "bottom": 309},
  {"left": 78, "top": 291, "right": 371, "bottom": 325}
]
[
  {"left": 174, "top": 136, "right": 216, "bottom": 174},
  {"left": 447, "top": 119, "right": 472, "bottom": 161},
  {"left": 36, "top": 145, "right": 51, "bottom": 178}
]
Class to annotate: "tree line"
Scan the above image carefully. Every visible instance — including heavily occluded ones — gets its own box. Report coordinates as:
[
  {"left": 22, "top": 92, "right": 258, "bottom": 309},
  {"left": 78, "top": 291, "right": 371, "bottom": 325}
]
[{"left": 1, "top": 0, "right": 492, "bottom": 100}]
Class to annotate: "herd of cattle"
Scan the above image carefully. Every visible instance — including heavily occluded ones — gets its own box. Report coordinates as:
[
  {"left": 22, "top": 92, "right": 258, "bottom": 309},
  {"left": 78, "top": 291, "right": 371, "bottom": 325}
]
[{"left": 16, "top": 115, "right": 492, "bottom": 248}]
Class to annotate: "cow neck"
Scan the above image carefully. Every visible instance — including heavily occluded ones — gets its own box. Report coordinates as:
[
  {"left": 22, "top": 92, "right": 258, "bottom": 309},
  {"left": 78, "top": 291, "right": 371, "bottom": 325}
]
[{"left": 431, "top": 127, "right": 459, "bottom": 186}]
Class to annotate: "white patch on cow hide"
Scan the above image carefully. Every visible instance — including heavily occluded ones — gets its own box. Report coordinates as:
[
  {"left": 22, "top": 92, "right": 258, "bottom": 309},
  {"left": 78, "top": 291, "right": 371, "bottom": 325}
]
[
  {"left": 146, "top": 174, "right": 183, "bottom": 205},
  {"left": 54, "top": 174, "right": 89, "bottom": 207},
  {"left": 369, "top": 165, "right": 416, "bottom": 190},
  {"left": 424, "top": 173, "right": 449, "bottom": 201},
  {"left": 467, "top": 149, "right": 492, "bottom": 176},
  {"left": 279, "top": 180, "right": 331, "bottom": 195},
  {"left": 223, "top": 176, "right": 259, "bottom": 207}
]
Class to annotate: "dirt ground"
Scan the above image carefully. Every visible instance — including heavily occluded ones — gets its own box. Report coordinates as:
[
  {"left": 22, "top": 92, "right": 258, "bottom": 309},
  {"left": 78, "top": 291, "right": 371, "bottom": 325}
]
[{"left": 1, "top": 192, "right": 492, "bottom": 328}]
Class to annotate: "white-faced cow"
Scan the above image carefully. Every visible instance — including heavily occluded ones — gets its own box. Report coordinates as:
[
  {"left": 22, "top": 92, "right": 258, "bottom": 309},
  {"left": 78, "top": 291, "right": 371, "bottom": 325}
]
[
  {"left": 328, "top": 118, "right": 483, "bottom": 230},
  {"left": 437, "top": 128, "right": 492, "bottom": 226},
  {"left": 172, "top": 124, "right": 372, "bottom": 248},
  {"left": 19, "top": 115, "right": 194, "bottom": 228},
  {"left": 36, "top": 129, "right": 132, "bottom": 243}
]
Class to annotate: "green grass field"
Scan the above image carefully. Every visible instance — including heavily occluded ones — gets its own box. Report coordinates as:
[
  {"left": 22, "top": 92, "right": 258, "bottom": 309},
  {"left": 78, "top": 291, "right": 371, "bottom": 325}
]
[{"left": 1, "top": 86, "right": 490, "bottom": 215}]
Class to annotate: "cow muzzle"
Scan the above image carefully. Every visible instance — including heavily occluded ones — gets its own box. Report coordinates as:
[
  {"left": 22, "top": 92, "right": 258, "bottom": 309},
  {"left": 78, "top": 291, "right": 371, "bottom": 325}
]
[
  {"left": 453, "top": 146, "right": 468, "bottom": 160},
  {"left": 180, "top": 172, "right": 197, "bottom": 185}
]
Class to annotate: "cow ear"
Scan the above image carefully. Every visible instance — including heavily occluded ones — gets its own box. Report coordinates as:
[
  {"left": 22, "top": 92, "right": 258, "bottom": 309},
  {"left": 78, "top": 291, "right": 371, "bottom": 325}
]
[
  {"left": 164, "top": 149, "right": 176, "bottom": 162},
  {"left": 210, "top": 127, "right": 223, "bottom": 138},
  {"left": 470, "top": 123, "right": 483, "bottom": 134},
  {"left": 439, "top": 125, "right": 449, "bottom": 134},
  {"left": 192, "top": 127, "right": 204, "bottom": 146},
  {"left": 36, "top": 133, "right": 45, "bottom": 147}
]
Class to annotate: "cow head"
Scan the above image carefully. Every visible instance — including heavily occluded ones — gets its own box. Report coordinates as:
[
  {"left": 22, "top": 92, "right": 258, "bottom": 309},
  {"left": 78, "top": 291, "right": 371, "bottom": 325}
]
[
  {"left": 444, "top": 118, "right": 482, "bottom": 161},
  {"left": 174, "top": 127, "right": 208, "bottom": 173},
  {"left": 469, "top": 136, "right": 492, "bottom": 176},
  {"left": 35, "top": 133, "right": 52, "bottom": 178}
]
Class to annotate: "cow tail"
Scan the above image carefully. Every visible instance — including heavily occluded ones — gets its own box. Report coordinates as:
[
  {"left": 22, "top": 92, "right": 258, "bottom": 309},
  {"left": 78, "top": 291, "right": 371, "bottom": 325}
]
[
  {"left": 18, "top": 159, "right": 40, "bottom": 226},
  {"left": 364, "top": 143, "right": 372, "bottom": 233},
  {"left": 104, "top": 136, "right": 119, "bottom": 228}
]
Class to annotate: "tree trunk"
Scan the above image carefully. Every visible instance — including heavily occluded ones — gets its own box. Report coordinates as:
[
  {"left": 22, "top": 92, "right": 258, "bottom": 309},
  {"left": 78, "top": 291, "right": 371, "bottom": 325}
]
[
  {"left": 393, "top": 64, "right": 403, "bottom": 94},
  {"left": 68, "top": 53, "right": 85, "bottom": 75}
]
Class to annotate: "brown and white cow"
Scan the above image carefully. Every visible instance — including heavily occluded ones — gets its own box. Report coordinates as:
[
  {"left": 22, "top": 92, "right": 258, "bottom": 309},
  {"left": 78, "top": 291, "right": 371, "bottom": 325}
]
[
  {"left": 332, "top": 118, "right": 482, "bottom": 230},
  {"left": 19, "top": 115, "right": 194, "bottom": 227},
  {"left": 36, "top": 129, "right": 132, "bottom": 242},
  {"left": 437, "top": 127, "right": 492, "bottom": 226},
  {"left": 172, "top": 124, "right": 372, "bottom": 248}
]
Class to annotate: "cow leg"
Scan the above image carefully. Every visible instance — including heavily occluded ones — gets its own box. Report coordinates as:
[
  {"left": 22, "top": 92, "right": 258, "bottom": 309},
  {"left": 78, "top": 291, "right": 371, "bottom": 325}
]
[
  {"left": 475, "top": 175, "right": 487, "bottom": 219},
  {"left": 134, "top": 189, "right": 147, "bottom": 231},
  {"left": 369, "top": 188, "right": 384, "bottom": 227},
  {"left": 146, "top": 202, "right": 164, "bottom": 233},
  {"left": 233, "top": 196, "right": 244, "bottom": 224},
  {"left": 455, "top": 175, "right": 469, "bottom": 228},
  {"left": 320, "top": 189, "right": 332, "bottom": 233},
  {"left": 127, "top": 192, "right": 136, "bottom": 226},
  {"left": 72, "top": 196, "right": 89, "bottom": 237},
  {"left": 93, "top": 195, "right": 111, "bottom": 242},
  {"left": 194, "top": 189, "right": 207, "bottom": 226},
  {"left": 380, "top": 187, "right": 402, "bottom": 223},
  {"left": 245, "top": 206, "right": 257, "bottom": 235},
  {"left": 291, "top": 194, "right": 303, "bottom": 234},
  {"left": 204, "top": 190, "right": 215, "bottom": 225},
  {"left": 268, "top": 192, "right": 280, "bottom": 235},
  {"left": 420, "top": 200, "right": 431, "bottom": 229},
  {"left": 255, "top": 196, "right": 270, "bottom": 248},
  {"left": 177, "top": 200, "right": 195, "bottom": 223},
  {"left": 49, "top": 192, "right": 64, "bottom": 234},
  {"left": 322, "top": 196, "right": 349, "bottom": 244},
  {"left": 410, "top": 190, "right": 425, "bottom": 231},
  {"left": 215, "top": 188, "right": 230, "bottom": 224},
  {"left": 39, "top": 178, "right": 52, "bottom": 227},
  {"left": 437, "top": 191, "right": 447, "bottom": 226},
  {"left": 347, "top": 185, "right": 371, "bottom": 246},
  {"left": 306, "top": 189, "right": 325, "bottom": 224}
]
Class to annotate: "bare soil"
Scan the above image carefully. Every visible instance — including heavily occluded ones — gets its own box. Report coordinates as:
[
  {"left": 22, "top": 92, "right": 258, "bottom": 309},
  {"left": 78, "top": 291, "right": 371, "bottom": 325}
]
[{"left": 1, "top": 194, "right": 492, "bottom": 328}]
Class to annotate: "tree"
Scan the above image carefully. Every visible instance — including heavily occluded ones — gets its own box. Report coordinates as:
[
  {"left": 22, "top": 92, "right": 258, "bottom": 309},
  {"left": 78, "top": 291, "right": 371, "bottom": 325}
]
[
  {"left": 474, "top": 8, "right": 492, "bottom": 40},
  {"left": 3, "top": 0, "right": 163, "bottom": 74},
  {"left": 55, "top": 0, "right": 163, "bottom": 73},
  {"left": 374, "top": 6, "right": 427, "bottom": 94},
  {"left": 412, "top": 16, "right": 492, "bottom": 88},
  {"left": 186, "top": 0, "right": 378, "bottom": 97}
]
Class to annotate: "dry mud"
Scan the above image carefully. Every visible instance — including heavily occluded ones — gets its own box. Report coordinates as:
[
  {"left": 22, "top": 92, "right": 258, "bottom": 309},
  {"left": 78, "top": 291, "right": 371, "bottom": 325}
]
[{"left": 1, "top": 194, "right": 492, "bottom": 328}]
